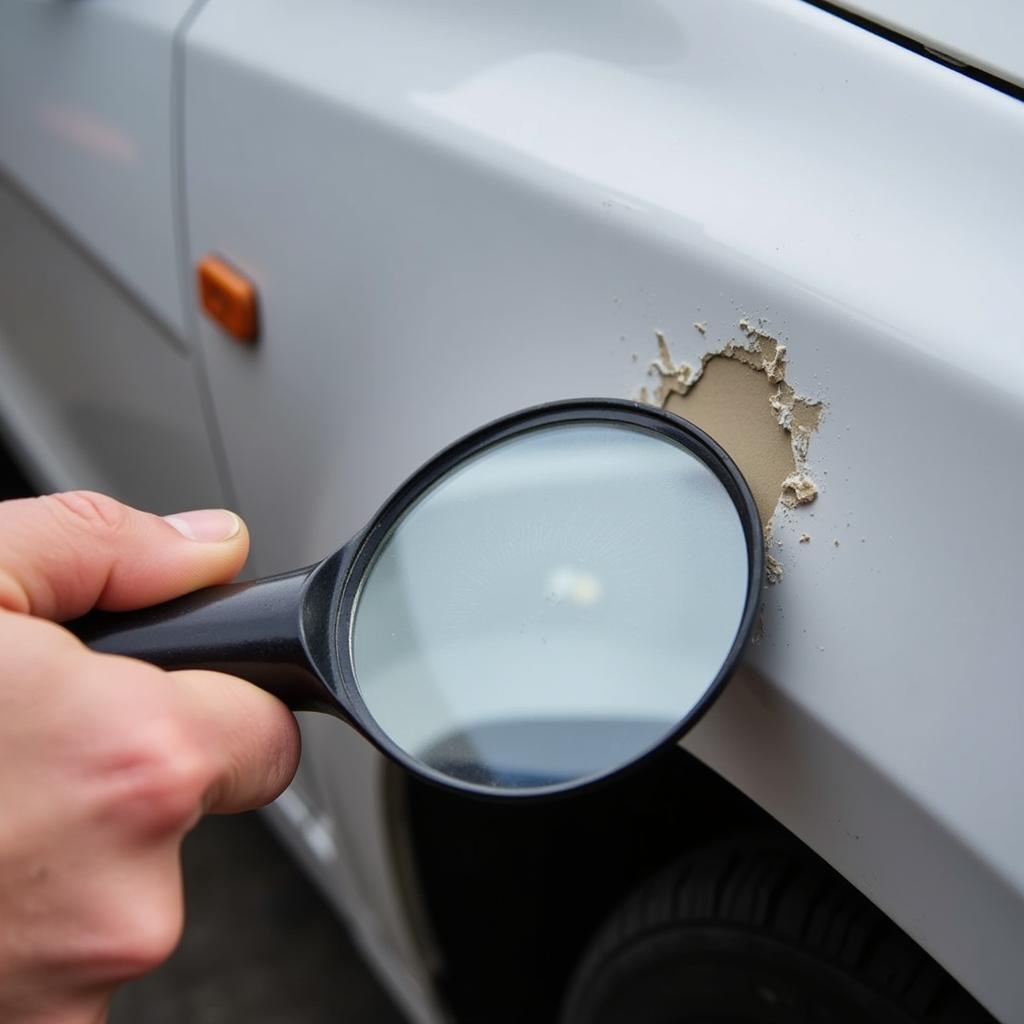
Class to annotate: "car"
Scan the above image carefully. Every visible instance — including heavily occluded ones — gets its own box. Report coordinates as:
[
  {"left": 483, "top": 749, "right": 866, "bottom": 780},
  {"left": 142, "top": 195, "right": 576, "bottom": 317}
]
[{"left": 1, "top": 2, "right": 1021, "bottom": 1021}]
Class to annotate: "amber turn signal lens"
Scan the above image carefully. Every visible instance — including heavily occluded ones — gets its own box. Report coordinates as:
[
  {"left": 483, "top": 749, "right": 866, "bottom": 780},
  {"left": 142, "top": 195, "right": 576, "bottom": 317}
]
[{"left": 197, "top": 255, "right": 258, "bottom": 342}]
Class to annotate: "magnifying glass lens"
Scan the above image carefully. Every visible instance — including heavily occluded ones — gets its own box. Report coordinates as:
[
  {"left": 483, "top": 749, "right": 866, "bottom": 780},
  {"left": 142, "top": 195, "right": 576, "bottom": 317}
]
[{"left": 350, "top": 422, "right": 749, "bottom": 794}]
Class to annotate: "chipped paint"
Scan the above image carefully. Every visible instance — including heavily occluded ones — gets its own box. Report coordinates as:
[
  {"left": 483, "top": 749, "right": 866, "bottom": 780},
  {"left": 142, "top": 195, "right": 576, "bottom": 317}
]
[
  {"left": 781, "top": 472, "right": 818, "bottom": 508},
  {"left": 644, "top": 319, "right": 823, "bottom": 585}
]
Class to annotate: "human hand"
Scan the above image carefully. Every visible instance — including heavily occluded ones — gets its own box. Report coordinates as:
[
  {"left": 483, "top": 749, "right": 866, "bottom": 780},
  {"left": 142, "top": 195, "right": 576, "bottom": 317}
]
[{"left": 0, "top": 492, "right": 300, "bottom": 1024}]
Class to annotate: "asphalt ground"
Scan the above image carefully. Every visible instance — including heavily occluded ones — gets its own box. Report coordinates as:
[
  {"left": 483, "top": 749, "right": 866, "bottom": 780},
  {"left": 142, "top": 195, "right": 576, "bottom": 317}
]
[
  {"left": 0, "top": 446, "right": 407, "bottom": 1023},
  {"left": 109, "top": 814, "right": 407, "bottom": 1024}
]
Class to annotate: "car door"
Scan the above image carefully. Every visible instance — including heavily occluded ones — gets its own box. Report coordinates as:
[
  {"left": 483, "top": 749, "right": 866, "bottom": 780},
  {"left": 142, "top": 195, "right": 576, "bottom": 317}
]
[{"left": 0, "top": 0, "right": 224, "bottom": 512}]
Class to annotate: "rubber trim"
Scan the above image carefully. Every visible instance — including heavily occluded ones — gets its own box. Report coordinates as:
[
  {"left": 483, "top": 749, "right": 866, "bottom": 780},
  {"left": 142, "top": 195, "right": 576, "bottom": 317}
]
[{"left": 802, "top": 0, "right": 1024, "bottom": 103}]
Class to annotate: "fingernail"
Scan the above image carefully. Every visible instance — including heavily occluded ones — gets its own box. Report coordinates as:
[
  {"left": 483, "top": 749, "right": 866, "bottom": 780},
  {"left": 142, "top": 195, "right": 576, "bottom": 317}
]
[{"left": 163, "top": 509, "right": 241, "bottom": 542}]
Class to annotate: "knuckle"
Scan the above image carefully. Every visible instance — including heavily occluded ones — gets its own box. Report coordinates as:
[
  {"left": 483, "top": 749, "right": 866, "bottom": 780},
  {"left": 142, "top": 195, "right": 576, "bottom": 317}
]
[
  {"left": 87, "top": 892, "right": 185, "bottom": 982},
  {"left": 113, "top": 903, "right": 184, "bottom": 979},
  {"left": 105, "top": 720, "right": 213, "bottom": 835},
  {"left": 48, "top": 490, "right": 130, "bottom": 536}
]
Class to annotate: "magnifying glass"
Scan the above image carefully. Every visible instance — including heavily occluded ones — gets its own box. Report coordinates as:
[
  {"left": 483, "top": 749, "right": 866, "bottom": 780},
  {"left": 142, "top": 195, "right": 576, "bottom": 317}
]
[{"left": 71, "top": 400, "right": 763, "bottom": 798}]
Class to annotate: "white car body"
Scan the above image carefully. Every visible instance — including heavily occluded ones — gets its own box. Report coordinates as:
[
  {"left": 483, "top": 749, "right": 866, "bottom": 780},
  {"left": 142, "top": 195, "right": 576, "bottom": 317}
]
[{"left": 1, "top": 2, "right": 1022, "bottom": 1021}]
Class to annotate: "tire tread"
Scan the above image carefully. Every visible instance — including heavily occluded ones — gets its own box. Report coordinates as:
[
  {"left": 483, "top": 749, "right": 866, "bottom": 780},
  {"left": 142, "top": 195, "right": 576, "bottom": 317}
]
[{"left": 560, "top": 832, "right": 996, "bottom": 1024}]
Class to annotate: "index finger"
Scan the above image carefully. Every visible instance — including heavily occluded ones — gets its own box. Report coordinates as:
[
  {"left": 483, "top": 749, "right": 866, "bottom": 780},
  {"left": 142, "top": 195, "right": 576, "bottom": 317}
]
[{"left": 169, "top": 668, "right": 302, "bottom": 815}]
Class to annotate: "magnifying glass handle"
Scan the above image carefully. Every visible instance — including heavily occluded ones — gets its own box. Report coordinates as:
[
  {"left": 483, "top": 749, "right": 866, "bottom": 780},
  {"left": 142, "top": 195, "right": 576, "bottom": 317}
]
[{"left": 65, "top": 566, "right": 335, "bottom": 712}]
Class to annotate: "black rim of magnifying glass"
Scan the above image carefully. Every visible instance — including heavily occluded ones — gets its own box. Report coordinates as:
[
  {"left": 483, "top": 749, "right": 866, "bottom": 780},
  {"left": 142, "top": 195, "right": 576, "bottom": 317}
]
[{"left": 324, "top": 399, "right": 764, "bottom": 801}]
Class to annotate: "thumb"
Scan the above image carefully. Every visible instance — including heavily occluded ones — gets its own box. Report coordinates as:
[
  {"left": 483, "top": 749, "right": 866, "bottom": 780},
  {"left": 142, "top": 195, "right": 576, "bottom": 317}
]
[{"left": 0, "top": 491, "right": 250, "bottom": 621}]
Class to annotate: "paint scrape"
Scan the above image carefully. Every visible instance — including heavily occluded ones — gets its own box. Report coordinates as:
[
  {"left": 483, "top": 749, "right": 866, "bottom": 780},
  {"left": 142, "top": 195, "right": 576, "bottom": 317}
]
[
  {"left": 645, "top": 321, "right": 823, "bottom": 584},
  {"left": 781, "top": 472, "right": 818, "bottom": 508}
]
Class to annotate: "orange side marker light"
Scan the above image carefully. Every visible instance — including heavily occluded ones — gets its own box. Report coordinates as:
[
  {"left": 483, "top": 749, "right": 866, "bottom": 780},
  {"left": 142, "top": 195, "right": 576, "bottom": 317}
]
[{"left": 197, "top": 255, "right": 258, "bottom": 342}]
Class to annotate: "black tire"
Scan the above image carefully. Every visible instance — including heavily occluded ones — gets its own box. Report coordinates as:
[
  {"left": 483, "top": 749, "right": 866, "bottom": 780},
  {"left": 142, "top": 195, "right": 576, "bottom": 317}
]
[{"left": 560, "top": 834, "right": 997, "bottom": 1024}]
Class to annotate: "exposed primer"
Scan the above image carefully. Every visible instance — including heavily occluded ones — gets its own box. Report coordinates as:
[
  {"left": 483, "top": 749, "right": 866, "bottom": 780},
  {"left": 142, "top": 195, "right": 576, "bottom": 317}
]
[{"left": 646, "top": 319, "right": 823, "bottom": 585}]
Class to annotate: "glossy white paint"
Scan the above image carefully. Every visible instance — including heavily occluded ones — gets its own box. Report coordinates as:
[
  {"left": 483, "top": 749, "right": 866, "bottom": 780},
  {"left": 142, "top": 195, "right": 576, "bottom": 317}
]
[
  {"left": 182, "top": 1, "right": 1024, "bottom": 1021},
  {"left": 0, "top": 0, "right": 197, "bottom": 337},
  {"left": 0, "top": 177, "right": 224, "bottom": 513},
  {"left": 834, "top": 0, "right": 1024, "bottom": 87}
]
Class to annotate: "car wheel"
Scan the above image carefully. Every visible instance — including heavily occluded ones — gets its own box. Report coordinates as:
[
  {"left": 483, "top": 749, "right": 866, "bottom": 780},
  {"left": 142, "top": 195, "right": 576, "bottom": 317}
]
[{"left": 560, "top": 835, "right": 995, "bottom": 1024}]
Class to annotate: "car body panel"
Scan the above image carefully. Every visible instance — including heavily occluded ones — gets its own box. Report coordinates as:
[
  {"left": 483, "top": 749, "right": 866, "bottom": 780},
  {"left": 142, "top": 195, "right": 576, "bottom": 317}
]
[
  {"left": 0, "top": 176, "right": 224, "bottom": 512},
  {"left": 180, "top": 1, "right": 1024, "bottom": 1020},
  {"left": 0, "top": 0, "right": 195, "bottom": 337}
]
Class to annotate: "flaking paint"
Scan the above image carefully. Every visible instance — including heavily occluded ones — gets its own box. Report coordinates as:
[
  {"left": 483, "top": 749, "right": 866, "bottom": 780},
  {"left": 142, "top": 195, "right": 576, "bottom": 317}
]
[{"left": 644, "top": 320, "right": 823, "bottom": 582}]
